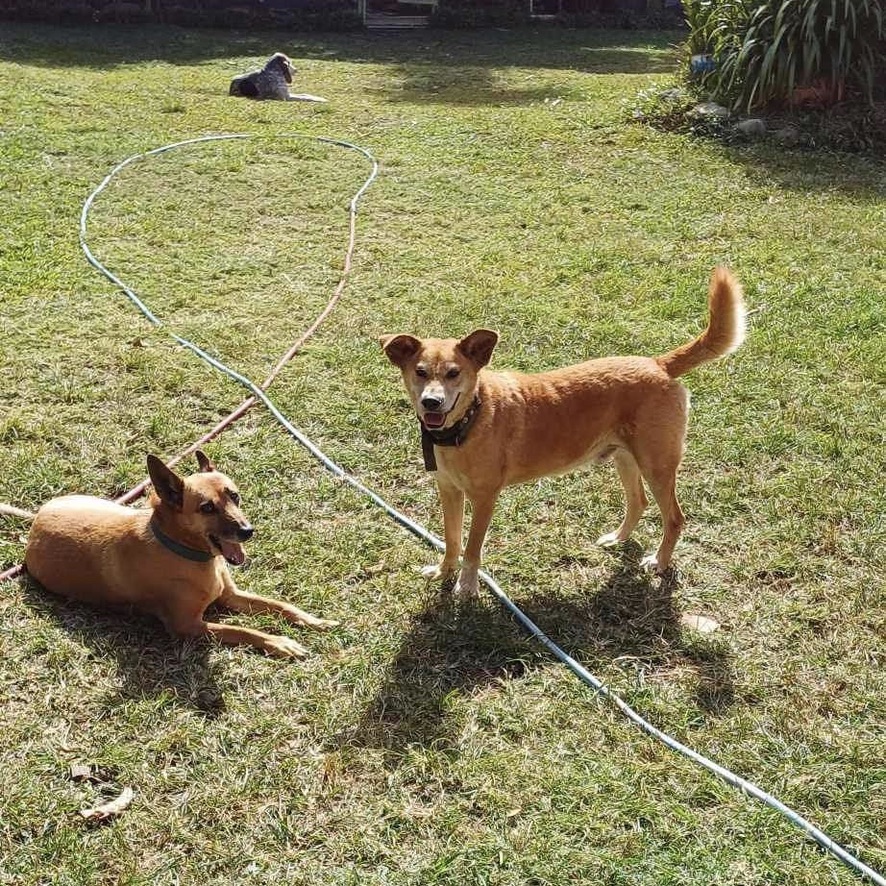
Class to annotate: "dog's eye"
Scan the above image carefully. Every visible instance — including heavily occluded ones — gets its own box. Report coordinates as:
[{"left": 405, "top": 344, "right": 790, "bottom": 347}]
[
  {"left": 445, "top": 368, "right": 461, "bottom": 379},
  {"left": 415, "top": 367, "right": 428, "bottom": 378},
  {"left": 229, "top": 492, "right": 240, "bottom": 505},
  {"left": 199, "top": 501, "right": 217, "bottom": 514}
]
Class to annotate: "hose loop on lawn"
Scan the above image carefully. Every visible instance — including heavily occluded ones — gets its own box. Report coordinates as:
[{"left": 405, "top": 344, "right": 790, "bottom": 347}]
[
  {"left": 0, "top": 133, "right": 376, "bottom": 584},
  {"left": 3, "top": 134, "right": 884, "bottom": 886}
]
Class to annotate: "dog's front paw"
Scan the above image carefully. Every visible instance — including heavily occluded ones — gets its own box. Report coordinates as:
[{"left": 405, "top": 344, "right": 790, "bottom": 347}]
[
  {"left": 303, "top": 616, "right": 339, "bottom": 632},
  {"left": 640, "top": 554, "right": 671, "bottom": 576},
  {"left": 453, "top": 569, "right": 480, "bottom": 599},
  {"left": 281, "top": 606, "right": 339, "bottom": 631},
  {"left": 421, "top": 561, "right": 458, "bottom": 581},
  {"left": 597, "top": 531, "right": 625, "bottom": 548},
  {"left": 265, "top": 636, "right": 309, "bottom": 659}
]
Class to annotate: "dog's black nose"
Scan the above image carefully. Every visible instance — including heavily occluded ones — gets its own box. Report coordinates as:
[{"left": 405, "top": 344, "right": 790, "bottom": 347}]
[
  {"left": 421, "top": 395, "right": 444, "bottom": 410},
  {"left": 237, "top": 525, "right": 254, "bottom": 542}
]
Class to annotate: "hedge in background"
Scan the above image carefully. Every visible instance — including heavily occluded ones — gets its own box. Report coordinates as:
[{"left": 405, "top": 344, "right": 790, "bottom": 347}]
[{"left": 685, "top": 0, "right": 885, "bottom": 111}]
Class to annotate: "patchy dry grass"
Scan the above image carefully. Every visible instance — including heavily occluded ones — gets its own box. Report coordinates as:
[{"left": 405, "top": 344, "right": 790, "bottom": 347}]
[{"left": 0, "top": 22, "right": 884, "bottom": 886}]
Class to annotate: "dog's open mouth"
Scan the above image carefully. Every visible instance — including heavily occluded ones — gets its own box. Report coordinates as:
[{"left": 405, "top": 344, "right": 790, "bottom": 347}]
[
  {"left": 421, "top": 393, "right": 460, "bottom": 430},
  {"left": 210, "top": 535, "right": 246, "bottom": 567},
  {"left": 422, "top": 411, "right": 447, "bottom": 429}
]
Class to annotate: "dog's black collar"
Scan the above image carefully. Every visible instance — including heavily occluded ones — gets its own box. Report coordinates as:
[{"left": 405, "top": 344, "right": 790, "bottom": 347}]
[
  {"left": 420, "top": 395, "right": 482, "bottom": 471},
  {"left": 149, "top": 517, "right": 214, "bottom": 563}
]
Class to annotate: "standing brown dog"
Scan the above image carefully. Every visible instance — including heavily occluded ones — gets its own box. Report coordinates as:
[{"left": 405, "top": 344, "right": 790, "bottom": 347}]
[
  {"left": 382, "top": 267, "right": 745, "bottom": 595},
  {"left": 14, "top": 451, "right": 336, "bottom": 658}
]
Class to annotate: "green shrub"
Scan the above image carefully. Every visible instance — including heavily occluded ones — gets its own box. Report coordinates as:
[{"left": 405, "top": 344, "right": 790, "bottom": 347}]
[
  {"left": 632, "top": 83, "right": 886, "bottom": 152},
  {"left": 685, "top": 0, "right": 885, "bottom": 111}
]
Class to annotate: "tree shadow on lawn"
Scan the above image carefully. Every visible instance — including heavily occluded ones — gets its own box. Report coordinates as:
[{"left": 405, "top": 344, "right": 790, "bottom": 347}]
[
  {"left": 378, "top": 65, "right": 581, "bottom": 107},
  {"left": 0, "top": 22, "right": 678, "bottom": 79},
  {"left": 374, "top": 34, "right": 677, "bottom": 106},
  {"left": 343, "top": 543, "right": 734, "bottom": 766},
  {"left": 20, "top": 574, "right": 228, "bottom": 718}
]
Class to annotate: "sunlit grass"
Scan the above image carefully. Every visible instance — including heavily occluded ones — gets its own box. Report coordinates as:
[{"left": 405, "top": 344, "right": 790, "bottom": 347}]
[{"left": 0, "top": 21, "right": 883, "bottom": 886}]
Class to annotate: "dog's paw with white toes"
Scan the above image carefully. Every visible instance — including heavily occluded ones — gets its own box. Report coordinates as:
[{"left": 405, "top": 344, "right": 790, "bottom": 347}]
[
  {"left": 596, "top": 531, "right": 625, "bottom": 548},
  {"left": 421, "top": 563, "right": 458, "bottom": 581},
  {"left": 453, "top": 571, "right": 480, "bottom": 599},
  {"left": 305, "top": 617, "right": 339, "bottom": 631},
  {"left": 640, "top": 554, "right": 671, "bottom": 576},
  {"left": 266, "top": 636, "right": 309, "bottom": 659}
]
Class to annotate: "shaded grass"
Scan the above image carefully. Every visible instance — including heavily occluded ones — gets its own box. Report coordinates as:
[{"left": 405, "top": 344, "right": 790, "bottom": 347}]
[{"left": 0, "top": 21, "right": 884, "bottom": 886}]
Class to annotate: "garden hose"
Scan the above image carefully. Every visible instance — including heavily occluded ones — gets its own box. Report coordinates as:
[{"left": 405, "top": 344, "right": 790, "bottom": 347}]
[{"left": 4, "top": 134, "right": 883, "bottom": 886}]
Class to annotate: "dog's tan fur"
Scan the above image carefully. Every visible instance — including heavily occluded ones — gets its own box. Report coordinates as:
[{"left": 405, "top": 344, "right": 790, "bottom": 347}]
[
  {"left": 382, "top": 267, "right": 745, "bottom": 595},
  {"left": 11, "top": 452, "right": 336, "bottom": 658}
]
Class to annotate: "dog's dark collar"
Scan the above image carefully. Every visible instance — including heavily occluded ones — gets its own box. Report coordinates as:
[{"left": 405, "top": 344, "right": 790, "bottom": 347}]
[
  {"left": 149, "top": 517, "right": 214, "bottom": 563},
  {"left": 420, "top": 395, "right": 481, "bottom": 471}
]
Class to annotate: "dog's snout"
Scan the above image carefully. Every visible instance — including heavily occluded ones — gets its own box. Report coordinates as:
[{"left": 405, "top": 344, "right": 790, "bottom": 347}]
[
  {"left": 421, "top": 394, "right": 445, "bottom": 410},
  {"left": 237, "top": 524, "right": 254, "bottom": 542}
]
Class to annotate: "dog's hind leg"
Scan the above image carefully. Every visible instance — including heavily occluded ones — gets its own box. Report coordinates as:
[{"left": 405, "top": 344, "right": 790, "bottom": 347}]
[
  {"left": 597, "top": 449, "right": 648, "bottom": 547},
  {"left": 638, "top": 467, "right": 684, "bottom": 574},
  {"left": 632, "top": 389, "right": 689, "bottom": 573}
]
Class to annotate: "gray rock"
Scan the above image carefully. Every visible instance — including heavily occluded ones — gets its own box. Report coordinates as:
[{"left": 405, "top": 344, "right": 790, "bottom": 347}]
[
  {"left": 736, "top": 118, "right": 767, "bottom": 138},
  {"left": 772, "top": 125, "right": 801, "bottom": 147},
  {"left": 692, "top": 102, "right": 730, "bottom": 120}
]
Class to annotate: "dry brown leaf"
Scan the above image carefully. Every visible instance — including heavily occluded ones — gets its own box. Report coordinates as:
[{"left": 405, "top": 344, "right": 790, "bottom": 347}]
[
  {"left": 79, "top": 786, "right": 134, "bottom": 822},
  {"left": 680, "top": 613, "right": 721, "bottom": 634}
]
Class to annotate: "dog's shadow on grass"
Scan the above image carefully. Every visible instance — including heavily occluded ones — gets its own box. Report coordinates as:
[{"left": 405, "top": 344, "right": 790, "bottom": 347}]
[
  {"left": 524, "top": 543, "right": 735, "bottom": 714},
  {"left": 20, "top": 576, "right": 228, "bottom": 718},
  {"left": 345, "top": 543, "right": 734, "bottom": 764},
  {"left": 341, "top": 581, "right": 535, "bottom": 760}
]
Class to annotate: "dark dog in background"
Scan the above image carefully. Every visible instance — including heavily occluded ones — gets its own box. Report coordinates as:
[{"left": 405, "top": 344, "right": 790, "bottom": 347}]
[
  {"left": 229, "top": 52, "right": 296, "bottom": 100},
  {"left": 229, "top": 52, "right": 326, "bottom": 103}
]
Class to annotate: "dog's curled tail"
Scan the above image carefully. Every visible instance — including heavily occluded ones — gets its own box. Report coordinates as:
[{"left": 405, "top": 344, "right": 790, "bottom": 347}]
[
  {"left": 657, "top": 266, "right": 746, "bottom": 379},
  {"left": 0, "top": 503, "right": 35, "bottom": 521}
]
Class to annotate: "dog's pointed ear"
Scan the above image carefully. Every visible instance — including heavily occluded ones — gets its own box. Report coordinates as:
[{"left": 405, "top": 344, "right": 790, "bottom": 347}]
[
  {"left": 195, "top": 450, "right": 216, "bottom": 473},
  {"left": 457, "top": 329, "right": 499, "bottom": 368},
  {"left": 380, "top": 334, "right": 422, "bottom": 367},
  {"left": 147, "top": 455, "right": 185, "bottom": 511}
]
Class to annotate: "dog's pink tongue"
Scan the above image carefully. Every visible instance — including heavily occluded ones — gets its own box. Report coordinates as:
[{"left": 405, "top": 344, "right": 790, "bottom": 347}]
[
  {"left": 221, "top": 540, "right": 246, "bottom": 566},
  {"left": 424, "top": 412, "right": 445, "bottom": 429}
]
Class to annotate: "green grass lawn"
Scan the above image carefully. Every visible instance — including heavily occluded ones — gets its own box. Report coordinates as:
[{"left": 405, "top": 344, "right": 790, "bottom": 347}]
[{"left": 1, "top": 21, "right": 884, "bottom": 886}]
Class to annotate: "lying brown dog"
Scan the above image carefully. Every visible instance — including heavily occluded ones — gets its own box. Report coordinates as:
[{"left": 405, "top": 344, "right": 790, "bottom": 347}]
[
  {"left": 3, "top": 451, "right": 335, "bottom": 658},
  {"left": 382, "top": 267, "right": 745, "bottom": 595}
]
